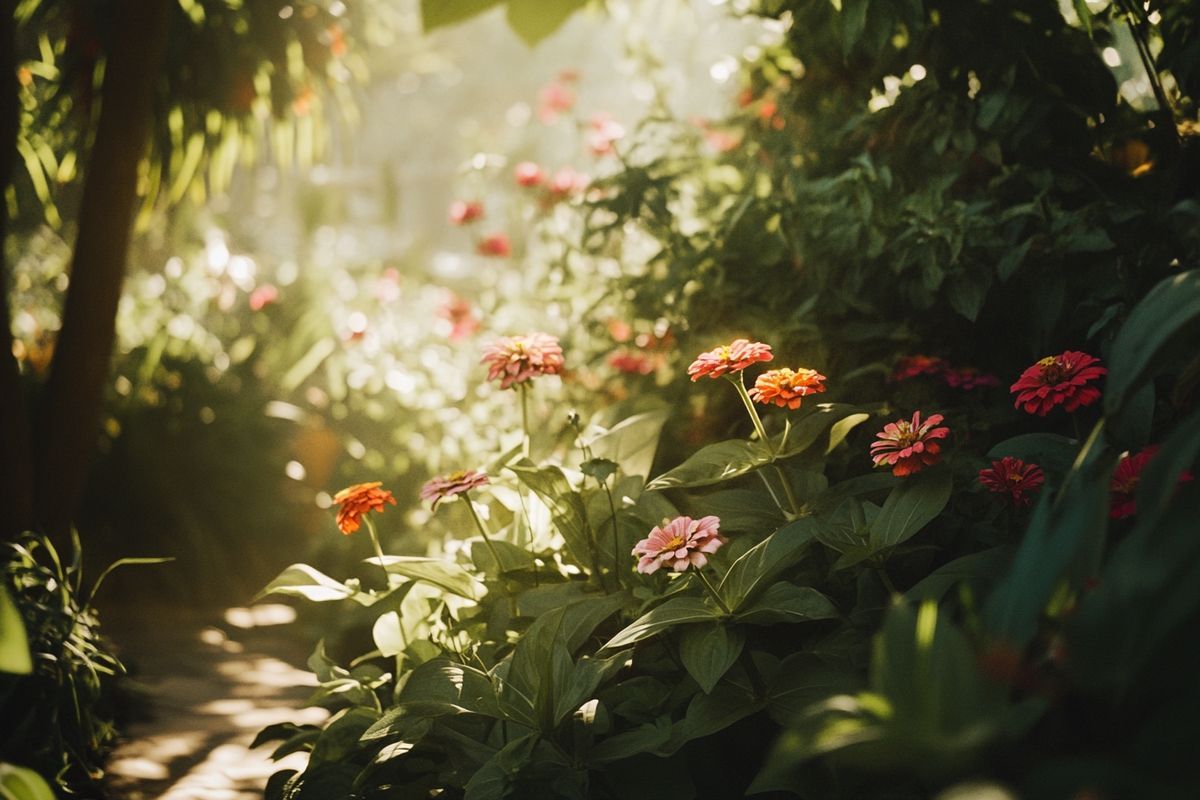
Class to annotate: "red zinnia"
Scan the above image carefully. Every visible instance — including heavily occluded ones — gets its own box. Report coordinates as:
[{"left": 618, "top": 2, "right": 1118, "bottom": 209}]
[
  {"left": 419, "top": 470, "right": 490, "bottom": 511},
  {"left": 1010, "top": 351, "right": 1106, "bottom": 416},
  {"left": 333, "top": 481, "right": 397, "bottom": 535},
  {"left": 748, "top": 367, "right": 827, "bottom": 409},
  {"left": 686, "top": 339, "right": 773, "bottom": 381},
  {"left": 890, "top": 355, "right": 949, "bottom": 382},
  {"left": 944, "top": 367, "right": 1000, "bottom": 390},
  {"left": 1109, "top": 446, "right": 1194, "bottom": 519},
  {"left": 978, "top": 457, "right": 1045, "bottom": 506},
  {"left": 476, "top": 233, "right": 511, "bottom": 257},
  {"left": 481, "top": 332, "right": 564, "bottom": 389},
  {"left": 870, "top": 411, "right": 950, "bottom": 477}
]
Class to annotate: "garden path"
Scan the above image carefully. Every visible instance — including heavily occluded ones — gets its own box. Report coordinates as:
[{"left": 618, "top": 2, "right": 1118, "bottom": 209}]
[{"left": 102, "top": 603, "right": 326, "bottom": 800}]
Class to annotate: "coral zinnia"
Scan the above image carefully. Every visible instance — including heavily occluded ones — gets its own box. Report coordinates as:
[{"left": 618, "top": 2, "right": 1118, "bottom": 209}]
[
  {"left": 481, "top": 332, "right": 564, "bottom": 389},
  {"left": 978, "top": 457, "right": 1045, "bottom": 507},
  {"left": 748, "top": 367, "right": 827, "bottom": 409},
  {"left": 632, "top": 515, "right": 724, "bottom": 575},
  {"left": 686, "top": 339, "right": 773, "bottom": 381},
  {"left": 870, "top": 411, "right": 950, "bottom": 477},
  {"left": 1109, "top": 446, "right": 1194, "bottom": 519},
  {"left": 1010, "top": 351, "right": 1106, "bottom": 416},
  {"left": 419, "top": 469, "right": 490, "bottom": 511},
  {"left": 333, "top": 481, "right": 397, "bottom": 535}
]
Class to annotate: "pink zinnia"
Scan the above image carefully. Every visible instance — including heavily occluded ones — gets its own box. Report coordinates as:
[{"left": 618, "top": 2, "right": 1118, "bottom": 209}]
[
  {"left": 608, "top": 349, "right": 656, "bottom": 375},
  {"left": 437, "top": 292, "right": 479, "bottom": 341},
  {"left": 1010, "top": 351, "right": 1106, "bottom": 416},
  {"left": 891, "top": 355, "right": 949, "bottom": 382},
  {"left": 481, "top": 332, "right": 564, "bottom": 389},
  {"left": 748, "top": 367, "right": 827, "bottom": 410},
  {"left": 944, "top": 367, "right": 1000, "bottom": 390},
  {"left": 1109, "top": 446, "right": 1194, "bottom": 519},
  {"left": 632, "top": 515, "right": 724, "bottom": 575},
  {"left": 449, "top": 200, "right": 484, "bottom": 225},
  {"left": 686, "top": 339, "right": 774, "bottom": 381},
  {"left": 587, "top": 112, "right": 626, "bottom": 156},
  {"left": 514, "top": 161, "right": 544, "bottom": 187},
  {"left": 476, "top": 233, "right": 511, "bottom": 257},
  {"left": 870, "top": 411, "right": 950, "bottom": 477},
  {"left": 547, "top": 167, "right": 589, "bottom": 199},
  {"left": 249, "top": 283, "right": 279, "bottom": 311},
  {"left": 978, "top": 457, "right": 1045, "bottom": 507},
  {"left": 419, "top": 469, "right": 490, "bottom": 511},
  {"left": 537, "top": 81, "right": 575, "bottom": 123}
]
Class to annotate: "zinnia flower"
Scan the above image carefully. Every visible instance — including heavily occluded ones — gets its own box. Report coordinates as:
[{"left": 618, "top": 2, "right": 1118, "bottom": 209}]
[
  {"left": 686, "top": 339, "right": 774, "bottom": 381},
  {"left": 419, "top": 469, "right": 490, "bottom": 511},
  {"left": 436, "top": 292, "right": 479, "bottom": 341},
  {"left": 514, "top": 161, "right": 544, "bottom": 187},
  {"left": 449, "top": 200, "right": 484, "bottom": 225},
  {"left": 748, "top": 367, "right": 827, "bottom": 409},
  {"left": 870, "top": 411, "right": 950, "bottom": 477},
  {"left": 632, "top": 515, "right": 724, "bottom": 575},
  {"left": 608, "top": 349, "right": 656, "bottom": 375},
  {"left": 1010, "top": 351, "right": 1106, "bottom": 416},
  {"left": 1109, "top": 446, "right": 1194, "bottom": 519},
  {"left": 587, "top": 112, "right": 626, "bottom": 156},
  {"left": 333, "top": 481, "right": 396, "bottom": 535},
  {"left": 978, "top": 457, "right": 1045, "bottom": 506},
  {"left": 481, "top": 332, "right": 564, "bottom": 389},
  {"left": 537, "top": 81, "right": 575, "bottom": 123},
  {"left": 943, "top": 367, "right": 1000, "bottom": 390},
  {"left": 890, "top": 355, "right": 949, "bottom": 382},
  {"left": 547, "top": 166, "right": 589, "bottom": 199},
  {"left": 476, "top": 233, "right": 511, "bottom": 257}
]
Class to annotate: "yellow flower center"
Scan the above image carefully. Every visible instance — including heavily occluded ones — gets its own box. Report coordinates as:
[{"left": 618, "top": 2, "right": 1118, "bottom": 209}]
[
  {"left": 892, "top": 420, "right": 917, "bottom": 447},
  {"left": 719, "top": 346, "right": 731, "bottom": 360},
  {"left": 448, "top": 470, "right": 468, "bottom": 481},
  {"left": 663, "top": 535, "right": 685, "bottom": 551},
  {"left": 1037, "top": 356, "right": 1067, "bottom": 383}
]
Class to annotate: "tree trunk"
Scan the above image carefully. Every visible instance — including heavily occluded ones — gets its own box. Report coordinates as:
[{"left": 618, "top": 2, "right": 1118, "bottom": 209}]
[
  {"left": 32, "top": 0, "right": 170, "bottom": 535},
  {"left": 0, "top": 5, "right": 33, "bottom": 540}
]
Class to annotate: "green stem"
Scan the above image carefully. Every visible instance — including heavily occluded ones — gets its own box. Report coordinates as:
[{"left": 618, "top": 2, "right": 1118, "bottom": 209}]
[
  {"left": 604, "top": 481, "right": 621, "bottom": 590},
  {"left": 519, "top": 383, "right": 531, "bottom": 458},
  {"left": 754, "top": 469, "right": 789, "bottom": 519},
  {"left": 875, "top": 563, "right": 898, "bottom": 596},
  {"left": 694, "top": 568, "right": 731, "bottom": 615},
  {"left": 462, "top": 491, "right": 504, "bottom": 576},
  {"left": 730, "top": 373, "right": 771, "bottom": 451},
  {"left": 772, "top": 464, "right": 801, "bottom": 519},
  {"left": 740, "top": 647, "right": 766, "bottom": 700},
  {"left": 363, "top": 516, "right": 391, "bottom": 590}
]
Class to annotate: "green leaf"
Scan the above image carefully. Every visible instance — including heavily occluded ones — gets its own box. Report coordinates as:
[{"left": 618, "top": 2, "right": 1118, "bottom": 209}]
[
  {"left": 505, "top": 0, "right": 589, "bottom": 46},
  {"left": 468, "top": 539, "right": 537, "bottom": 576},
  {"left": 694, "top": 488, "right": 784, "bottom": 532},
  {"left": 1072, "top": 0, "right": 1093, "bottom": 34},
  {"left": 374, "top": 556, "right": 482, "bottom": 599},
  {"left": 310, "top": 707, "right": 379, "bottom": 765},
  {"left": 658, "top": 683, "right": 761, "bottom": 755},
  {"left": 645, "top": 439, "right": 771, "bottom": 492},
  {"left": 869, "top": 469, "right": 953, "bottom": 550},
  {"left": 0, "top": 586, "right": 32, "bottom": 675},
  {"left": 734, "top": 582, "right": 838, "bottom": 626},
  {"left": 463, "top": 733, "right": 539, "bottom": 800},
  {"left": 841, "top": 0, "right": 870, "bottom": 55},
  {"left": 588, "top": 408, "right": 669, "bottom": 484},
  {"left": 988, "top": 433, "right": 1079, "bottom": 478},
  {"left": 420, "top": 0, "right": 503, "bottom": 32},
  {"left": 509, "top": 460, "right": 594, "bottom": 570},
  {"left": 775, "top": 404, "right": 872, "bottom": 460},
  {"left": 581, "top": 458, "right": 618, "bottom": 484},
  {"left": 679, "top": 623, "right": 745, "bottom": 693},
  {"left": 766, "top": 652, "right": 858, "bottom": 725},
  {"left": 254, "top": 564, "right": 356, "bottom": 603},
  {"left": 587, "top": 718, "right": 672, "bottom": 765},
  {"left": 602, "top": 597, "right": 723, "bottom": 650},
  {"left": 1106, "top": 269, "right": 1200, "bottom": 418},
  {"left": 904, "top": 548, "right": 1012, "bottom": 603},
  {"left": 946, "top": 271, "right": 991, "bottom": 322},
  {"left": 0, "top": 763, "right": 56, "bottom": 800},
  {"left": 717, "top": 518, "right": 820, "bottom": 611},
  {"left": 826, "top": 413, "right": 871, "bottom": 455}
]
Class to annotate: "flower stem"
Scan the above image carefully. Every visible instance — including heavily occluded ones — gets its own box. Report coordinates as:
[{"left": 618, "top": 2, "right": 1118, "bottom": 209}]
[
  {"left": 730, "top": 373, "right": 770, "bottom": 452},
  {"left": 604, "top": 481, "right": 621, "bottom": 590},
  {"left": 754, "top": 470, "right": 789, "bottom": 520},
  {"left": 363, "top": 516, "right": 391, "bottom": 589},
  {"left": 772, "top": 465, "right": 801, "bottom": 519},
  {"left": 694, "top": 568, "right": 731, "bottom": 615},
  {"left": 875, "top": 563, "right": 898, "bottom": 596},
  {"left": 519, "top": 383, "right": 531, "bottom": 458},
  {"left": 462, "top": 491, "right": 504, "bottom": 576}
]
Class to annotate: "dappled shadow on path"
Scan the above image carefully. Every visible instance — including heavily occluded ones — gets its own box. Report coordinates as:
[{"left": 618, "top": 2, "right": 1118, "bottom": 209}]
[{"left": 103, "top": 604, "right": 326, "bottom": 800}]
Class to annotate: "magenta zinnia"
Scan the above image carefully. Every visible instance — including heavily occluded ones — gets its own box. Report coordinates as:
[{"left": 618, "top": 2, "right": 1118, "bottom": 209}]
[
  {"left": 1010, "top": 351, "right": 1106, "bottom": 416},
  {"left": 632, "top": 515, "right": 724, "bottom": 575},
  {"left": 686, "top": 339, "right": 773, "bottom": 381},
  {"left": 481, "top": 332, "right": 564, "bottom": 389},
  {"left": 978, "top": 457, "right": 1045, "bottom": 507},
  {"left": 419, "top": 469, "right": 490, "bottom": 511},
  {"left": 890, "top": 355, "right": 948, "bottom": 382},
  {"left": 870, "top": 411, "right": 950, "bottom": 477},
  {"left": 748, "top": 367, "right": 827, "bottom": 409}
]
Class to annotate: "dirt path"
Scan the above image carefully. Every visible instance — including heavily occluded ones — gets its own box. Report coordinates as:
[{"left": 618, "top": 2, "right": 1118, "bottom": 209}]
[{"left": 102, "top": 604, "right": 327, "bottom": 800}]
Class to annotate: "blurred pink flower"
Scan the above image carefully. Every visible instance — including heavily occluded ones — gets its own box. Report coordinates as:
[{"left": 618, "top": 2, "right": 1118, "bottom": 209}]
[
  {"left": 476, "top": 233, "right": 511, "bottom": 257},
  {"left": 686, "top": 339, "right": 773, "bottom": 381},
  {"left": 449, "top": 200, "right": 484, "bottom": 225},
  {"left": 419, "top": 469, "right": 490, "bottom": 511},
  {"left": 870, "top": 411, "right": 950, "bottom": 477},
  {"left": 481, "top": 332, "right": 564, "bottom": 389},
  {"left": 608, "top": 349, "right": 656, "bottom": 375},
  {"left": 944, "top": 367, "right": 1000, "bottom": 390},
  {"left": 514, "top": 161, "right": 544, "bottom": 187},
  {"left": 538, "top": 81, "right": 575, "bottom": 123},
  {"left": 376, "top": 268, "right": 401, "bottom": 304},
  {"left": 249, "top": 283, "right": 278, "bottom": 311},
  {"left": 633, "top": 515, "right": 724, "bottom": 574},
  {"left": 587, "top": 112, "right": 626, "bottom": 156},
  {"left": 437, "top": 291, "right": 480, "bottom": 341},
  {"left": 547, "top": 166, "right": 589, "bottom": 200}
]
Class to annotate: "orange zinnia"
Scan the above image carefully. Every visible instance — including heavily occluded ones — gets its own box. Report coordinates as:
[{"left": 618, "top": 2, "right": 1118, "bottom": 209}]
[
  {"left": 748, "top": 367, "right": 826, "bottom": 409},
  {"left": 333, "top": 481, "right": 396, "bottom": 535}
]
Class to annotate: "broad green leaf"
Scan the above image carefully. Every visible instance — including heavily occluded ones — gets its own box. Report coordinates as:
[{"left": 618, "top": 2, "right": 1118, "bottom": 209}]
[
  {"left": 588, "top": 408, "right": 669, "bottom": 484},
  {"left": 988, "top": 433, "right": 1079, "bottom": 478},
  {"left": 469, "top": 539, "right": 537, "bottom": 576},
  {"left": 463, "top": 733, "right": 539, "bottom": 800},
  {"left": 766, "top": 652, "right": 858, "bottom": 725},
  {"left": 254, "top": 564, "right": 356, "bottom": 603},
  {"left": 1071, "top": 0, "right": 1093, "bottom": 34},
  {"left": 509, "top": 460, "right": 594, "bottom": 570},
  {"left": 657, "top": 683, "right": 762, "bottom": 755},
  {"left": 693, "top": 488, "right": 784, "bottom": 532},
  {"left": 419, "top": 0, "right": 503, "bottom": 32},
  {"left": 717, "top": 517, "right": 820, "bottom": 611},
  {"left": 505, "top": 0, "right": 589, "bottom": 46},
  {"left": 602, "top": 597, "right": 723, "bottom": 650},
  {"left": 734, "top": 582, "right": 838, "bottom": 626},
  {"left": 826, "top": 412, "right": 871, "bottom": 454},
  {"left": 1106, "top": 269, "right": 1200, "bottom": 417},
  {"left": 0, "top": 587, "right": 32, "bottom": 675},
  {"left": 869, "top": 469, "right": 953, "bottom": 550},
  {"left": 580, "top": 458, "right": 618, "bottom": 484},
  {"left": 679, "top": 623, "right": 745, "bottom": 694},
  {"left": 645, "top": 439, "right": 771, "bottom": 492},
  {"left": 905, "top": 548, "right": 1012, "bottom": 603},
  {"left": 587, "top": 717, "right": 672, "bottom": 765},
  {"left": 310, "top": 707, "right": 380, "bottom": 765},
  {"left": 775, "top": 404, "right": 871, "bottom": 460},
  {"left": 553, "top": 652, "right": 626, "bottom": 725},
  {"left": 0, "top": 763, "right": 56, "bottom": 800},
  {"left": 841, "top": 0, "right": 870, "bottom": 55},
  {"left": 375, "top": 556, "right": 482, "bottom": 599}
]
